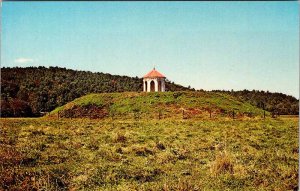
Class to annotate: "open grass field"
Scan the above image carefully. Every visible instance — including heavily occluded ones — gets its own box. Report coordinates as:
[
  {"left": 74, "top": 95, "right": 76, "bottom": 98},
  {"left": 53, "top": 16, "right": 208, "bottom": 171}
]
[{"left": 0, "top": 117, "right": 298, "bottom": 191}]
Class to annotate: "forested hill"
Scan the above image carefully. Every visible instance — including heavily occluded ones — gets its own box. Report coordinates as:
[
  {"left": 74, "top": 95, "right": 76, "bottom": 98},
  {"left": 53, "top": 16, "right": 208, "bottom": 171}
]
[
  {"left": 213, "top": 90, "right": 298, "bottom": 115},
  {"left": 0, "top": 66, "right": 191, "bottom": 116},
  {"left": 1, "top": 67, "right": 298, "bottom": 117}
]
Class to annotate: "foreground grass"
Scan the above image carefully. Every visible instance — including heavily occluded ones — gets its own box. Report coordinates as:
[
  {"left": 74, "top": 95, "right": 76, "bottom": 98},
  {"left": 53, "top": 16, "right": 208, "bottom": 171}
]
[{"left": 0, "top": 117, "right": 298, "bottom": 190}]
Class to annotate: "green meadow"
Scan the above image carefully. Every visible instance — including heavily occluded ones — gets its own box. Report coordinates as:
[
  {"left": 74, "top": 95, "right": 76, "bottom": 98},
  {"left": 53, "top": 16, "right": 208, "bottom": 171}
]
[
  {"left": 0, "top": 117, "right": 298, "bottom": 190},
  {"left": 50, "top": 92, "right": 264, "bottom": 120}
]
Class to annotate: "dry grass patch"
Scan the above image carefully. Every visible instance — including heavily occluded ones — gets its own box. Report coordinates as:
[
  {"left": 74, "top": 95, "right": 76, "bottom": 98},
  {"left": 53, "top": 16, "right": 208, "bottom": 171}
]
[
  {"left": 0, "top": 117, "right": 298, "bottom": 190},
  {"left": 210, "top": 151, "right": 235, "bottom": 176}
]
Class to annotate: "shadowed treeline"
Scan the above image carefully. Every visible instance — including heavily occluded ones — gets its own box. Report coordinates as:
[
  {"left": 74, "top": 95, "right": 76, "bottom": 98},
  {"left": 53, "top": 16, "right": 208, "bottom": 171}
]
[
  {"left": 1, "top": 67, "right": 298, "bottom": 117},
  {"left": 1, "top": 67, "right": 191, "bottom": 117}
]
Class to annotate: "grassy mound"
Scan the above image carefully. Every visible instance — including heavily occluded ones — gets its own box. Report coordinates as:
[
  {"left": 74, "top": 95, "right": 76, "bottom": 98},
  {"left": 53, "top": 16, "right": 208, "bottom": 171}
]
[{"left": 49, "top": 91, "right": 266, "bottom": 119}]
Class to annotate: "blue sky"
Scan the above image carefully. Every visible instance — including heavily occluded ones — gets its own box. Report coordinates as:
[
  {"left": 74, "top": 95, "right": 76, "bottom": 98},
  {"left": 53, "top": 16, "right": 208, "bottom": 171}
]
[{"left": 1, "top": 2, "right": 299, "bottom": 97}]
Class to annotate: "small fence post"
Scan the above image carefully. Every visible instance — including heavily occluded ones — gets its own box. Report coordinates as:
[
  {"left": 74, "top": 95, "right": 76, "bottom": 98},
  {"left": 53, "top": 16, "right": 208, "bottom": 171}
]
[
  {"left": 232, "top": 110, "right": 235, "bottom": 119},
  {"left": 271, "top": 111, "right": 275, "bottom": 118}
]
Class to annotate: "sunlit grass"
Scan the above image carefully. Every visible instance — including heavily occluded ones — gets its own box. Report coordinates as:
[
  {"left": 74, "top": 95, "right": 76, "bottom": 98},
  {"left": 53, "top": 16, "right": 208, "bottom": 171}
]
[
  {"left": 49, "top": 91, "right": 266, "bottom": 120},
  {"left": 0, "top": 117, "right": 298, "bottom": 190}
]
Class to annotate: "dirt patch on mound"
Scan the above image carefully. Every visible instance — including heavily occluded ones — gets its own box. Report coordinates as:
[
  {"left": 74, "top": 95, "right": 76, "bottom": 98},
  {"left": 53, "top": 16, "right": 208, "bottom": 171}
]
[{"left": 59, "top": 105, "right": 108, "bottom": 119}]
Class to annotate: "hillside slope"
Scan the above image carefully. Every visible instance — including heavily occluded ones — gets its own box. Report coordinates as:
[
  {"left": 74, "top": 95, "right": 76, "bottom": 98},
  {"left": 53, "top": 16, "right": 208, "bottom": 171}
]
[
  {"left": 49, "top": 91, "right": 266, "bottom": 119},
  {"left": 1, "top": 67, "right": 298, "bottom": 117},
  {"left": 214, "top": 90, "right": 298, "bottom": 115},
  {"left": 1, "top": 67, "right": 191, "bottom": 117}
]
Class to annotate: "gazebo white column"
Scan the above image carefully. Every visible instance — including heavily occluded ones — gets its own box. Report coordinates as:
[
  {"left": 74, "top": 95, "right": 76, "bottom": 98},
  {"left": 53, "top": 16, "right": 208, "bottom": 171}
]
[
  {"left": 154, "top": 79, "right": 158, "bottom": 92},
  {"left": 147, "top": 80, "right": 151, "bottom": 92},
  {"left": 161, "top": 80, "right": 165, "bottom": 92}
]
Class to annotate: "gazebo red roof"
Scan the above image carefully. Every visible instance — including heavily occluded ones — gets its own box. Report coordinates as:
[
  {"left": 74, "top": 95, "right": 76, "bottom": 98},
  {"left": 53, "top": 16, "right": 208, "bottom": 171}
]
[{"left": 143, "top": 68, "right": 166, "bottom": 78}]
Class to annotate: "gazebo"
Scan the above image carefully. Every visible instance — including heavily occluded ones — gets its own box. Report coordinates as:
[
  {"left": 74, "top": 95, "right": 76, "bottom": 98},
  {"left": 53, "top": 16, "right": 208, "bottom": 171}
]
[{"left": 143, "top": 68, "right": 166, "bottom": 92}]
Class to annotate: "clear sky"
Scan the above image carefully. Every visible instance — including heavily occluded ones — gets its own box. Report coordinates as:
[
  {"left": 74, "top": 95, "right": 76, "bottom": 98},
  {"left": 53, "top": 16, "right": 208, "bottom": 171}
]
[{"left": 1, "top": 2, "right": 299, "bottom": 97}]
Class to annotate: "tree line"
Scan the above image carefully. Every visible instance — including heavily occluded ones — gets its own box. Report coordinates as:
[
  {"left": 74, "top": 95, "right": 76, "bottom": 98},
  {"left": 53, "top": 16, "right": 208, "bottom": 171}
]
[
  {"left": 0, "top": 66, "right": 192, "bottom": 117},
  {"left": 1, "top": 67, "right": 298, "bottom": 117},
  {"left": 211, "top": 89, "right": 298, "bottom": 115}
]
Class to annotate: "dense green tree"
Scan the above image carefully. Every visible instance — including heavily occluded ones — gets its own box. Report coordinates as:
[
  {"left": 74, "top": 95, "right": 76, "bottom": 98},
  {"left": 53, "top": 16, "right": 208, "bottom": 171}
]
[
  {"left": 1, "top": 67, "right": 298, "bottom": 117},
  {"left": 213, "top": 89, "right": 299, "bottom": 115},
  {"left": 1, "top": 67, "right": 191, "bottom": 117}
]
